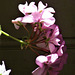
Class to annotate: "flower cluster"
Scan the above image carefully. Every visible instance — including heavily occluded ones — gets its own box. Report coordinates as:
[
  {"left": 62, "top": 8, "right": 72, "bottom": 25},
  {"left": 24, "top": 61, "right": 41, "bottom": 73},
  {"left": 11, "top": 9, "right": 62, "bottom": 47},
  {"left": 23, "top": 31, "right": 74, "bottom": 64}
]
[
  {"left": 12, "top": 1, "right": 55, "bottom": 29},
  {"left": 32, "top": 25, "right": 68, "bottom": 75},
  {"left": 0, "top": 61, "right": 11, "bottom": 75},
  {"left": 2, "top": 1, "right": 67, "bottom": 75}
]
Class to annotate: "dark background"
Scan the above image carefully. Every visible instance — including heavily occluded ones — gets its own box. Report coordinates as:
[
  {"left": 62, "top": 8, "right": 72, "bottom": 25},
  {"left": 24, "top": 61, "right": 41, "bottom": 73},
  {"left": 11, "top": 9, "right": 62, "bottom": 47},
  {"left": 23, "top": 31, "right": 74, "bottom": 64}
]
[{"left": 0, "top": 0, "right": 75, "bottom": 75}]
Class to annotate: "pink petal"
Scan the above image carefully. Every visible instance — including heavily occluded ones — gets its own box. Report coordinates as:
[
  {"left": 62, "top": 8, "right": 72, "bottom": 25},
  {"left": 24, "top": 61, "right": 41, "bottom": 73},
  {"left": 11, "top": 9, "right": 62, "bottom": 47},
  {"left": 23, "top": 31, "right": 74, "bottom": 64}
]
[
  {"left": 62, "top": 53, "right": 68, "bottom": 64},
  {"left": 14, "top": 24, "right": 20, "bottom": 30},
  {"left": 32, "top": 12, "right": 41, "bottom": 22},
  {"left": 53, "top": 53, "right": 68, "bottom": 71},
  {"left": 57, "top": 48, "right": 63, "bottom": 56},
  {"left": 36, "top": 55, "right": 48, "bottom": 68},
  {"left": 57, "top": 45, "right": 64, "bottom": 56},
  {"left": 45, "top": 7, "right": 55, "bottom": 13},
  {"left": 47, "top": 54, "right": 58, "bottom": 63},
  {"left": 41, "top": 17, "right": 55, "bottom": 27},
  {"left": 18, "top": 2, "right": 37, "bottom": 15},
  {"left": 51, "top": 38, "right": 60, "bottom": 46},
  {"left": 12, "top": 17, "right": 23, "bottom": 29},
  {"left": 51, "top": 51, "right": 68, "bottom": 71},
  {"left": 49, "top": 43, "right": 56, "bottom": 53},
  {"left": 36, "top": 36, "right": 49, "bottom": 50},
  {"left": 32, "top": 66, "right": 46, "bottom": 75},
  {"left": 38, "top": 1, "right": 47, "bottom": 12},
  {"left": 29, "top": 2, "right": 35, "bottom": 6},
  {"left": 51, "top": 54, "right": 58, "bottom": 63},
  {"left": 18, "top": 2, "right": 28, "bottom": 15},
  {"left": 36, "top": 42, "right": 49, "bottom": 50},
  {"left": 28, "top": 2, "right": 37, "bottom": 12},
  {"left": 42, "top": 10, "right": 54, "bottom": 19},
  {"left": 51, "top": 26, "right": 59, "bottom": 38},
  {"left": 12, "top": 17, "right": 23, "bottom": 23},
  {"left": 22, "top": 15, "right": 34, "bottom": 23}
]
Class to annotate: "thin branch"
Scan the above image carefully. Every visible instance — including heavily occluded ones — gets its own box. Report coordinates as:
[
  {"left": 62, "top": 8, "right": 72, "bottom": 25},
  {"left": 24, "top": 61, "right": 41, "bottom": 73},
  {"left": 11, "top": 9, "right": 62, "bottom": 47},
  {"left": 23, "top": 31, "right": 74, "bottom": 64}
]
[
  {"left": 23, "top": 25, "right": 29, "bottom": 33},
  {"left": 29, "top": 46, "right": 39, "bottom": 55}
]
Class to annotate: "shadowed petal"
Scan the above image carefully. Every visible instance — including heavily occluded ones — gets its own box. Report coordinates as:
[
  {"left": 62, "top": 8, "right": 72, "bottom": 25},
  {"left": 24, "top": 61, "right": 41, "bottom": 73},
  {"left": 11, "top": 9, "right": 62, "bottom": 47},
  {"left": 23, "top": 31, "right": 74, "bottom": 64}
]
[
  {"left": 49, "top": 43, "right": 56, "bottom": 53},
  {"left": 48, "top": 70, "right": 59, "bottom": 75},
  {"left": 14, "top": 24, "right": 20, "bottom": 30},
  {"left": 32, "top": 66, "right": 46, "bottom": 75},
  {"left": 57, "top": 45, "right": 64, "bottom": 56},
  {"left": 12, "top": 17, "right": 23, "bottom": 29},
  {"left": 51, "top": 38, "right": 60, "bottom": 46}
]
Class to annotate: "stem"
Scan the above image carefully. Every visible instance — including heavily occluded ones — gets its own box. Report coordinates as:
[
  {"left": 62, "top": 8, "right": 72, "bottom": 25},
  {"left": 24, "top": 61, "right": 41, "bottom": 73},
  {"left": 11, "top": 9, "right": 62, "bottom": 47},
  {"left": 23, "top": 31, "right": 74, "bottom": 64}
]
[
  {"left": 32, "top": 38, "right": 45, "bottom": 44},
  {"left": 30, "top": 25, "right": 34, "bottom": 39},
  {"left": 23, "top": 25, "right": 29, "bottom": 34},
  {"left": 31, "top": 26, "right": 38, "bottom": 42},
  {"left": 1, "top": 30, "right": 27, "bottom": 45},
  {"left": 29, "top": 46, "right": 39, "bottom": 55}
]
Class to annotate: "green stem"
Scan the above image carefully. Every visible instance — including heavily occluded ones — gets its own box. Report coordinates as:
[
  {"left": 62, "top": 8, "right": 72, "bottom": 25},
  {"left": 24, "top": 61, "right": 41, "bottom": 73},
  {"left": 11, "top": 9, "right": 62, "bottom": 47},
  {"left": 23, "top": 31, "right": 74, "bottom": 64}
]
[{"left": 1, "top": 30, "right": 27, "bottom": 45}]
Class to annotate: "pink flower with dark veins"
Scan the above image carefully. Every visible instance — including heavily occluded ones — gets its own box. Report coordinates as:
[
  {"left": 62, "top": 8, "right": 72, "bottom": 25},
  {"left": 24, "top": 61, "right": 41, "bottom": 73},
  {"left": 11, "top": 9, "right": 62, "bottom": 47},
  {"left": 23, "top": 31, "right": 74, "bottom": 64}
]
[
  {"left": 32, "top": 52, "right": 68, "bottom": 75},
  {"left": 32, "top": 54, "right": 58, "bottom": 75}
]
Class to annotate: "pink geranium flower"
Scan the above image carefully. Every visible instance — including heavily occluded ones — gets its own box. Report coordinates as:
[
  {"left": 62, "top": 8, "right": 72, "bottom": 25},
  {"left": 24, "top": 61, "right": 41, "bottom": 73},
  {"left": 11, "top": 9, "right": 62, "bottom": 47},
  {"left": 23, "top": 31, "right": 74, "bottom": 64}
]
[
  {"left": 32, "top": 54, "right": 58, "bottom": 75},
  {"left": 36, "top": 25, "right": 60, "bottom": 53},
  {"left": 22, "top": 5, "right": 55, "bottom": 27},
  {"left": 12, "top": 1, "right": 55, "bottom": 29},
  {"left": 32, "top": 52, "right": 68, "bottom": 75}
]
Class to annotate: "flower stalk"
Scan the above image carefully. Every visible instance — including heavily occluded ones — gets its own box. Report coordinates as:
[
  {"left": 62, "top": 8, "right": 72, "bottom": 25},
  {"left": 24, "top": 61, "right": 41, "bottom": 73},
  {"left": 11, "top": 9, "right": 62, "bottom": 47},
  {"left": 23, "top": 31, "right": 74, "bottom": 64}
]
[{"left": 0, "top": 27, "right": 27, "bottom": 45}]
